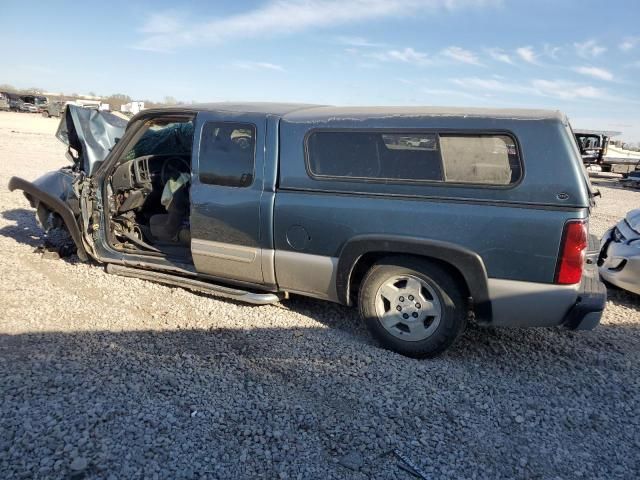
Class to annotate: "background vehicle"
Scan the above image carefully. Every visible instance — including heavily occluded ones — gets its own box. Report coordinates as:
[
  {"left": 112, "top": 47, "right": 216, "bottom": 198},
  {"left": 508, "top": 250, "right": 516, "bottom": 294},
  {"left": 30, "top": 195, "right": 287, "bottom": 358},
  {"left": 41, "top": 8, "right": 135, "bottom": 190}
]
[
  {"left": 0, "top": 92, "right": 9, "bottom": 111},
  {"left": 20, "top": 95, "right": 48, "bottom": 113},
  {"left": 9, "top": 103, "right": 606, "bottom": 357},
  {"left": 575, "top": 129, "right": 612, "bottom": 169},
  {"left": 4, "top": 92, "right": 21, "bottom": 111},
  {"left": 599, "top": 209, "right": 640, "bottom": 295},
  {"left": 575, "top": 129, "right": 640, "bottom": 173},
  {"left": 18, "top": 102, "right": 38, "bottom": 113},
  {"left": 41, "top": 101, "right": 66, "bottom": 118}
]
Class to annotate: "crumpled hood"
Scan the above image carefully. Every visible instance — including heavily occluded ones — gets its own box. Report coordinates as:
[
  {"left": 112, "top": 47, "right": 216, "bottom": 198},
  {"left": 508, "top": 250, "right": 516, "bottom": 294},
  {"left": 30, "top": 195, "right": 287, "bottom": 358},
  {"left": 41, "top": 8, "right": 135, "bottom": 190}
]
[
  {"left": 624, "top": 208, "right": 640, "bottom": 235},
  {"left": 56, "top": 105, "right": 128, "bottom": 174}
]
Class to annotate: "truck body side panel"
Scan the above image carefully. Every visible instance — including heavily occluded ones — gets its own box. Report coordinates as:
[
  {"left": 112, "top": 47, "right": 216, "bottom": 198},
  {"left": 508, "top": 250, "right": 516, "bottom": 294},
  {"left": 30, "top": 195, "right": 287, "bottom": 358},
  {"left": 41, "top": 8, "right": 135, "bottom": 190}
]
[{"left": 273, "top": 114, "right": 590, "bottom": 306}]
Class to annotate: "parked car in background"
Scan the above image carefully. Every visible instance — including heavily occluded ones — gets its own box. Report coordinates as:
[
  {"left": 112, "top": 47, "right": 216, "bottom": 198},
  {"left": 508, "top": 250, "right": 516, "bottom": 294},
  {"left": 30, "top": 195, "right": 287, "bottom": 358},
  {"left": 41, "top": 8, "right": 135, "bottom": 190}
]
[
  {"left": 0, "top": 92, "right": 10, "bottom": 111},
  {"left": 18, "top": 102, "right": 38, "bottom": 113},
  {"left": 575, "top": 130, "right": 611, "bottom": 169},
  {"left": 4, "top": 92, "right": 21, "bottom": 111},
  {"left": 42, "top": 101, "right": 66, "bottom": 118},
  {"left": 9, "top": 103, "right": 606, "bottom": 357},
  {"left": 20, "top": 95, "right": 48, "bottom": 113},
  {"left": 599, "top": 209, "right": 640, "bottom": 295},
  {"left": 575, "top": 129, "right": 640, "bottom": 173}
]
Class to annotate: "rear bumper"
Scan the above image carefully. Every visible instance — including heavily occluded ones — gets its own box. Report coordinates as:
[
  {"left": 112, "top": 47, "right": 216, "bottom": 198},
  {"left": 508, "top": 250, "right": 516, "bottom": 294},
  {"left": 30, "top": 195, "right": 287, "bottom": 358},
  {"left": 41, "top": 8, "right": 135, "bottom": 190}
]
[
  {"left": 487, "top": 256, "right": 605, "bottom": 330},
  {"left": 562, "top": 261, "right": 606, "bottom": 330}
]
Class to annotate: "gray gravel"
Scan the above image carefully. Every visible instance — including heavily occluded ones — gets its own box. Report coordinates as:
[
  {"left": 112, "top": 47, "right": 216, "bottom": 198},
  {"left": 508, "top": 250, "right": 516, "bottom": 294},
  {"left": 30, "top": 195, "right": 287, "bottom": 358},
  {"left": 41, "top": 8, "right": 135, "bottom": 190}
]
[{"left": 1, "top": 112, "right": 639, "bottom": 479}]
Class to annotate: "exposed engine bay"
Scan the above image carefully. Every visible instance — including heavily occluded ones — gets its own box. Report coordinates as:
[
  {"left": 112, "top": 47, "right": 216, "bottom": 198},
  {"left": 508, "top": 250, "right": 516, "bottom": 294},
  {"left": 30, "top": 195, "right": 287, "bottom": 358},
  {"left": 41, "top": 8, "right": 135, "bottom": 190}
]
[{"left": 106, "top": 119, "right": 194, "bottom": 256}]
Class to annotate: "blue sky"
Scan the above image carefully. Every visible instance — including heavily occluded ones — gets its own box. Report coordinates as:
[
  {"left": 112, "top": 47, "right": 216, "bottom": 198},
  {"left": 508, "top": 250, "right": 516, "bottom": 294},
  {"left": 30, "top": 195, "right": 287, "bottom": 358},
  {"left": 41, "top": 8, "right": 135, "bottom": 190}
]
[{"left": 2, "top": 0, "right": 640, "bottom": 140}]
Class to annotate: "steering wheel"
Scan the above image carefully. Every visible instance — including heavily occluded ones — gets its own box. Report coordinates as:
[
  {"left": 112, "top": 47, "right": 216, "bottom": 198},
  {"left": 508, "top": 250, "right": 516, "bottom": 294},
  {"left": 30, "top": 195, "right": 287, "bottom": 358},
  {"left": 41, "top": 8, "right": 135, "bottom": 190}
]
[
  {"left": 232, "top": 135, "right": 252, "bottom": 150},
  {"left": 160, "top": 156, "right": 190, "bottom": 185}
]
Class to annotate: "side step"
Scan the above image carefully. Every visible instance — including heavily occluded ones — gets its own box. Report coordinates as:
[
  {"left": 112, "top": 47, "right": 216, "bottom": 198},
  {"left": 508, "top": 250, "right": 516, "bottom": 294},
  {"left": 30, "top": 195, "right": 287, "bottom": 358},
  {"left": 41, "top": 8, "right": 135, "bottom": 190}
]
[{"left": 105, "top": 263, "right": 282, "bottom": 305}]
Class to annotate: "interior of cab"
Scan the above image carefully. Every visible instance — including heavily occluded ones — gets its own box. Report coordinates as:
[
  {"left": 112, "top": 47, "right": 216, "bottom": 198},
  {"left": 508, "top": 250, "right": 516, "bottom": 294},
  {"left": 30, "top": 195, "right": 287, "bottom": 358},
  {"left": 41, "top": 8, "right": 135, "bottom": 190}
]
[{"left": 106, "top": 116, "right": 195, "bottom": 259}]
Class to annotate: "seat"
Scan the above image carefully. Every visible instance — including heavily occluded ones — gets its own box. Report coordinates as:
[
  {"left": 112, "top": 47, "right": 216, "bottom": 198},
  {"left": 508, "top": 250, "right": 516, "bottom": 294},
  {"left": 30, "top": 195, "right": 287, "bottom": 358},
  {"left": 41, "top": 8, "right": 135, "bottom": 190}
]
[{"left": 149, "top": 183, "right": 190, "bottom": 244}]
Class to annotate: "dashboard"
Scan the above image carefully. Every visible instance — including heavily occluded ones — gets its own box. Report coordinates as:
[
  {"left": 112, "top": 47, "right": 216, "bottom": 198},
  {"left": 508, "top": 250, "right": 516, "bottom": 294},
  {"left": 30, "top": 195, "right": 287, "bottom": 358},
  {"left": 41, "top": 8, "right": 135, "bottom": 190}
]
[{"left": 111, "top": 154, "right": 189, "bottom": 193}]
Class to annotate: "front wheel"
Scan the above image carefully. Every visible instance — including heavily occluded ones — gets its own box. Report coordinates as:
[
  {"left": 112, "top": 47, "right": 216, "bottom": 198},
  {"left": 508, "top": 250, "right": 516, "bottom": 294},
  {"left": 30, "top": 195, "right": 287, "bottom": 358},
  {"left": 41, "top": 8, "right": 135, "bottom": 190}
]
[{"left": 358, "top": 257, "right": 467, "bottom": 358}]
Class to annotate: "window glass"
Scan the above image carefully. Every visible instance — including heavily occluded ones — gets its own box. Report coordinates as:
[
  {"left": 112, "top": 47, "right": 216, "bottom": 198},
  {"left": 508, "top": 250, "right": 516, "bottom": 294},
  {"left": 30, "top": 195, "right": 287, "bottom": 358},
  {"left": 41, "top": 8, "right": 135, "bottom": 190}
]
[
  {"left": 199, "top": 122, "right": 256, "bottom": 187},
  {"left": 307, "top": 131, "right": 443, "bottom": 181},
  {"left": 124, "top": 120, "right": 194, "bottom": 161},
  {"left": 439, "top": 135, "right": 520, "bottom": 185}
]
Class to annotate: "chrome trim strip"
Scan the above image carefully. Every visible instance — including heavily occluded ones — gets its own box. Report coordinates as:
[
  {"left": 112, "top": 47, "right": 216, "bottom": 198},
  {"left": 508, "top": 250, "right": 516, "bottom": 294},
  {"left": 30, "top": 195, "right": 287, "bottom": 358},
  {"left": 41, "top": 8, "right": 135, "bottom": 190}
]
[{"left": 191, "top": 239, "right": 258, "bottom": 264}]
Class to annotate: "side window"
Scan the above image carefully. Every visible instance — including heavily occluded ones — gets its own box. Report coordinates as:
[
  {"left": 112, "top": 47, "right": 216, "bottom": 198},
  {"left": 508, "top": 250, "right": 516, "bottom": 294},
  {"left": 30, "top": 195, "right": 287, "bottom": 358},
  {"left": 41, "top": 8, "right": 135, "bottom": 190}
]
[
  {"left": 307, "top": 131, "right": 443, "bottom": 181},
  {"left": 439, "top": 134, "right": 520, "bottom": 185},
  {"left": 199, "top": 122, "right": 256, "bottom": 187},
  {"left": 306, "top": 130, "right": 520, "bottom": 186}
]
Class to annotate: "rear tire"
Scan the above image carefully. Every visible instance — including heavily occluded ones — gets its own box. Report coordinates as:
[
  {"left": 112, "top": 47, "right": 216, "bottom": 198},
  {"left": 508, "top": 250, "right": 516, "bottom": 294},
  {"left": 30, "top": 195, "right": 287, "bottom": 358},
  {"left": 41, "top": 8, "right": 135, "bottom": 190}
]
[{"left": 358, "top": 256, "right": 467, "bottom": 358}]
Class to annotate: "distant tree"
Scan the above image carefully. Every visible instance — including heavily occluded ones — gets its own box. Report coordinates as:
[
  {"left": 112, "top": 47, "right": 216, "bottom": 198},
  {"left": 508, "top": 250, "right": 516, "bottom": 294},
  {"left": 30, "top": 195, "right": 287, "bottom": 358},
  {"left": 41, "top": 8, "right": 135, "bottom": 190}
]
[
  {"left": 163, "top": 96, "right": 177, "bottom": 105},
  {"left": 26, "top": 87, "right": 43, "bottom": 94},
  {"left": 0, "top": 84, "right": 17, "bottom": 92},
  {"left": 103, "top": 93, "right": 132, "bottom": 111},
  {"left": 142, "top": 99, "right": 162, "bottom": 108}
]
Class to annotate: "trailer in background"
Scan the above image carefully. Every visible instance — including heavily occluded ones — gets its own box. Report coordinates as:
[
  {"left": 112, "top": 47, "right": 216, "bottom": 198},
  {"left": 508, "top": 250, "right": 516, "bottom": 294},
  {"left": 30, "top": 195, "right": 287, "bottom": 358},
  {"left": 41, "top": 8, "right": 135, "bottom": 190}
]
[{"left": 120, "top": 101, "right": 145, "bottom": 115}]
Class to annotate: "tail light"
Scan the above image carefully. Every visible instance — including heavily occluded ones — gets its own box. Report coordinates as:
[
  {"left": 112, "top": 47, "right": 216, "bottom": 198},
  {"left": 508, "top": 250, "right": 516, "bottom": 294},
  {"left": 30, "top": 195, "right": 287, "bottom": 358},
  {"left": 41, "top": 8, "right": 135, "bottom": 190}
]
[{"left": 555, "top": 220, "right": 588, "bottom": 284}]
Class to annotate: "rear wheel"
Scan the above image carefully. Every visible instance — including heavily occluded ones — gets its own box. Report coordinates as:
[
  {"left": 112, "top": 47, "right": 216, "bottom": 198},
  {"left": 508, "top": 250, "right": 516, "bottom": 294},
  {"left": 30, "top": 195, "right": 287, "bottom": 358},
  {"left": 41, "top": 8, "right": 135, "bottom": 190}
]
[{"left": 358, "top": 257, "right": 467, "bottom": 358}]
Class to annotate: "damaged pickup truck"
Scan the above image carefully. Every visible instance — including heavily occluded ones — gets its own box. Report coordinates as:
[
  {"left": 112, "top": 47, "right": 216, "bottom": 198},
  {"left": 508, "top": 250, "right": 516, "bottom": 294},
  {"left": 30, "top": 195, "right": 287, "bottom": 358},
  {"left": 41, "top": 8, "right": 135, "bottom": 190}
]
[{"left": 10, "top": 103, "right": 606, "bottom": 357}]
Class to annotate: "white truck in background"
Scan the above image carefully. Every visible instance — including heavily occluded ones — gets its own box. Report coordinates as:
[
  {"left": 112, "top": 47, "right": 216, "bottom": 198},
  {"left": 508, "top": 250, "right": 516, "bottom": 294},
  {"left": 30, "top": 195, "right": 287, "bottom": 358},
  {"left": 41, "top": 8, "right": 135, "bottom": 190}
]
[{"left": 121, "top": 102, "right": 145, "bottom": 115}]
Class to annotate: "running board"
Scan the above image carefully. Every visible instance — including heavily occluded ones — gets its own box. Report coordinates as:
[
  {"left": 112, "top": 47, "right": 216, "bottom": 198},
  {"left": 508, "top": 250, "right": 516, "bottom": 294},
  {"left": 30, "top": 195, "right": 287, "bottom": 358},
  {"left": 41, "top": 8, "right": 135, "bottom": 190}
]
[{"left": 105, "top": 264, "right": 282, "bottom": 305}]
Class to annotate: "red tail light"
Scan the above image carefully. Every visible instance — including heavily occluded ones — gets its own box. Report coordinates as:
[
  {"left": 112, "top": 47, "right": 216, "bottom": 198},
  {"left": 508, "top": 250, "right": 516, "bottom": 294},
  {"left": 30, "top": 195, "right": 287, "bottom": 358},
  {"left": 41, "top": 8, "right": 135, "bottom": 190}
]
[{"left": 555, "top": 220, "right": 588, "bottom": 284}]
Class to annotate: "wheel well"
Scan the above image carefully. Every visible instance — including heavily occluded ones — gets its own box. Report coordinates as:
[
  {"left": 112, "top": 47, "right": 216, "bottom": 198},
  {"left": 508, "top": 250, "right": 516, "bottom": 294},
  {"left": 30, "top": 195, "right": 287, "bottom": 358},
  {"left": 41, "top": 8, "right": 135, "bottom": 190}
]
[{"left": 348, "top": 252, "right": 471, "bottom": 306}]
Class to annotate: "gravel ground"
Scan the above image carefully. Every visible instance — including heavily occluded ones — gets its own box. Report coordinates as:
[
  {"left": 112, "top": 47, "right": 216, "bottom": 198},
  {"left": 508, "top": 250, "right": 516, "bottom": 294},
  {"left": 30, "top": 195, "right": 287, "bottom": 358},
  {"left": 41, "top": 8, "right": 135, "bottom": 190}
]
[{"left": 1, "top": 111, "right": 639, "bottom": 479}]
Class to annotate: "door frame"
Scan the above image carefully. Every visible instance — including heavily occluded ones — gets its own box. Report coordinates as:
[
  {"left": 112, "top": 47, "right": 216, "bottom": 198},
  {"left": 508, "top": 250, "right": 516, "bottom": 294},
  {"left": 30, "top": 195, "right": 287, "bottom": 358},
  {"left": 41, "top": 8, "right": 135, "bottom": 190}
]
[{"left": 189, "top": 110, "right": 277, "bottom": 286}]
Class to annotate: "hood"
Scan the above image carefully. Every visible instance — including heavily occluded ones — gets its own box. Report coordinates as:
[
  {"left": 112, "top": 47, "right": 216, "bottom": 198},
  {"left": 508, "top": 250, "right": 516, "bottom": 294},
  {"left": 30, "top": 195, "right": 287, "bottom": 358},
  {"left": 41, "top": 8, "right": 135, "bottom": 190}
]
[
  {"left": 625, "top": 208, "right": 640, "bottom": 235},
  {"left": 56, "top": 105, "right": 128, "bottom": 174}
]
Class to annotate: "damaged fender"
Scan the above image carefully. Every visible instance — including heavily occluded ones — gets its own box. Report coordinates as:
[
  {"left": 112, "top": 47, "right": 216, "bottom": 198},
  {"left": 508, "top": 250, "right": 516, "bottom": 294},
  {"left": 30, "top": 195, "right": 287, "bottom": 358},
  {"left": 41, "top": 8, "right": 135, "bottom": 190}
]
[
  {"left": 8, "top": 173, "right": 89, "bottom": 261},
  {"left": 56, "top": 105, "right": 128, "bottom": 174}
]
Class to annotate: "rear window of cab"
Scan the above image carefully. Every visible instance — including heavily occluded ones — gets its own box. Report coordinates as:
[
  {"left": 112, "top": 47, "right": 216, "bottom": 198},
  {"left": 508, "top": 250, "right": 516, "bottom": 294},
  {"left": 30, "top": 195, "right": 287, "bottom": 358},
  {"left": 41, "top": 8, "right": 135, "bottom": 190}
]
[{"left": 305, "top": 131, "right": 522, "bottom": 186}]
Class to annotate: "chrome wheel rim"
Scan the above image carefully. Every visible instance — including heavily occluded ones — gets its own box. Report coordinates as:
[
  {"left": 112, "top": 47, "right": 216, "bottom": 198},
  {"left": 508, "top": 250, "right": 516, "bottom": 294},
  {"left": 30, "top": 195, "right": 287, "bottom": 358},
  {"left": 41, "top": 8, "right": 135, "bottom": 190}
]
[{"left": 374, "top": 274, "right": 442, "bottom": 341}]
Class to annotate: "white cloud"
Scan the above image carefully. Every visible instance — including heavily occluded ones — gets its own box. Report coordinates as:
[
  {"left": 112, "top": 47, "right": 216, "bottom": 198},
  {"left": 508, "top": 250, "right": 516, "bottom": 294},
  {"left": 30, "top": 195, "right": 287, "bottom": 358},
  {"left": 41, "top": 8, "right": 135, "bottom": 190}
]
[
  {"left": 232, "top": 61, "right": 285, "bottom": 71},
  {"left": 531, "top": 79, "right": 602, "bottom": 100},
  {"left": 620, "top": 37, "right": 639, "bottom": 52},
  {"left": 486, "top": 48, "right": 513, "bottom": 65},
  {"left": 335, "top": 35, "right": 386, "bottom": 48},
  {"left": 134, "top": 0, "right": 499, "bottom": 52},
  {"left": 453, "top": 76, "right": 607, "bottom": 101},
  {"left": 371, "top": 47, "right": 431, "bottom": 65},
  {"left": 453, "top": 77, "right": 527, "bottom": 93},
  {"left": 516, "top": 46, "right": 537, "bottom": 64},
  {"left": 441, "top": 46, "right": 482, "bottom": 65},
  {"left": 140, "top": 11, "right": 185, "bottom": 34},
  {"left": 574, "top": 39, "right": 607, "bottom": 58},
  {"left": 573, "top": 66, "right": 614, "bottom": 81}
]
